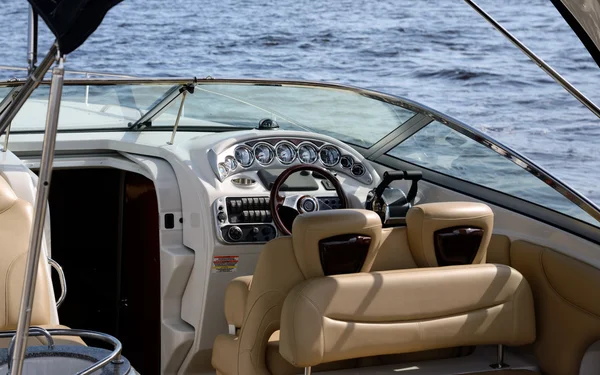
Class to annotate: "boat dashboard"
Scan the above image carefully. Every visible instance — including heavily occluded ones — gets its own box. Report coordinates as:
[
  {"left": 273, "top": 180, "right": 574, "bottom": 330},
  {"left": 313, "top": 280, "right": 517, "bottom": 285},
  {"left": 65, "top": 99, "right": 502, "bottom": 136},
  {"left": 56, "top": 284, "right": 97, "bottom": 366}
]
[{"left": 204, "top": 130, "right": 382, "bottom": 244}]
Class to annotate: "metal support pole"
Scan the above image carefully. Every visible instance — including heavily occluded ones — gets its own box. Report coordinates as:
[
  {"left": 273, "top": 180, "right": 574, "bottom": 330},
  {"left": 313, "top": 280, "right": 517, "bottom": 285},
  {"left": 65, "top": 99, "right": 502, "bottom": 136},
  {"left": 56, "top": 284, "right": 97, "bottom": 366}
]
[
  {"left": 167, "top": 90, "right": 187, "bottom": 145},
  {"left": 463, "top": 0, "right": 600, "bottom": 121},
  {"left": 3, "top": 122, "right": 11, "bottom": 152},
  {"left": 9, "top": 54, "right": 64, "bottom": 375},
  {"left": 27, "top": 4, "right": 38, "bottom": 75},
  {"left": 0, "top": 43, "right": 57, "bottom": 136},
  {"left": 304, "top": 367, "right": 312, "bottom": 375},
  {"left": 490, "top": 344, "right": 508, "bottom": 369}
]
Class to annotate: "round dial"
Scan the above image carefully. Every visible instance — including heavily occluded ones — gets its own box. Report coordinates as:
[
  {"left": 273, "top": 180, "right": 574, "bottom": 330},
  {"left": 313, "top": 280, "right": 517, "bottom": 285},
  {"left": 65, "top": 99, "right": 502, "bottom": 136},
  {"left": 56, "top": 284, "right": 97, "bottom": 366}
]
[
  {"left": 319, "top": 145, "right": 341, "bottom": 167},
  {"left": 254, "top": 143, "right": 275, "bottom": 165},
  {"left": 217, "top": 163, "right": 228, "bottom": 180},
  {"left": 224, "top": 156, "right": 238, "bottom": 171},
  {"left": 297, "top": 143, "right": 318, "bottom": 164},
  {"left": 276, "top": 142, "right": 296, "bottom": 164},
  {"left": 234, "top": 146, "right": 254, "bottom": 167},
  {"left": 340, "top": 155, "right": 354, "bottom": 169},
  {"left": 351, "top": 163, "right": 365, "bottom": 176}
]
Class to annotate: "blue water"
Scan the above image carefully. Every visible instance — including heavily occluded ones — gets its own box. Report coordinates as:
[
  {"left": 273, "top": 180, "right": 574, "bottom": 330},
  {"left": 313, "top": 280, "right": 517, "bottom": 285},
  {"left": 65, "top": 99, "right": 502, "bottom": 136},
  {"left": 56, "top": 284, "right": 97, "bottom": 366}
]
[{"left": 1, "top": 0, "right": 599, "bottom": 204}]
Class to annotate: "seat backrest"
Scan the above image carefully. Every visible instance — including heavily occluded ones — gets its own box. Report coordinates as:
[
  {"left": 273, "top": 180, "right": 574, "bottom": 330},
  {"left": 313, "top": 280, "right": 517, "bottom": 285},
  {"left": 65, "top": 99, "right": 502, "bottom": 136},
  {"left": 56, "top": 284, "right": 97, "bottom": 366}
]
[
  {"left": 279, "top": 263, "right": 535, "bottom": 368},
  {"left": 0, "top": 176, "right": 52, "bottom": 329},
  {"left": 406, "top": 202, "right": 494, "bottom": 267},
  {"left": 234, "top": 209, "right": 382, "bottom": 375}
]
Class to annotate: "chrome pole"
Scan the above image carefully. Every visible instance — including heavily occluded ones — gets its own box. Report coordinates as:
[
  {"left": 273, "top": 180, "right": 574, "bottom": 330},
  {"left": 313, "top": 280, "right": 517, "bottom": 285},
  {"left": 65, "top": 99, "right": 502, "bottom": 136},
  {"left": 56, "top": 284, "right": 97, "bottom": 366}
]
[
  {"left": 167, "top": 90, "right": 187, "bottom": 145},
  {"left": 27, "top": 4, "right": 38, "bottom": 75},
  {"left": 9, "top": 53, "right": 64, "bottom": 375},
  {"left": 0, "top": 43, "right": 57, "bottom": 136},
  {"left": 463, "top": 0, "right": 600, "bottom": 121}
]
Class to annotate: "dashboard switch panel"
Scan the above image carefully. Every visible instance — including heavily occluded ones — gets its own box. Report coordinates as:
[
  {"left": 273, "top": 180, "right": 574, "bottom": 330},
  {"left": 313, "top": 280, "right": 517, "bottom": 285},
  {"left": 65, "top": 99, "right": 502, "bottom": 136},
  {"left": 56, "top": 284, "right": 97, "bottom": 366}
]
[{"left": 215, "top": 196, "right": 277, "bottom": 244}]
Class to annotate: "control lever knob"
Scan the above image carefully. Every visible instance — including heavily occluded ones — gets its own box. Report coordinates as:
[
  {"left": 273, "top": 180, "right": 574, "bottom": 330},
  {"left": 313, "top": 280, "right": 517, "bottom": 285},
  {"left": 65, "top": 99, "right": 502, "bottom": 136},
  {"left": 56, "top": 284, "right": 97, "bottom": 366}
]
[
  {"left": 252, "top": 227, "right": 259, "bottom": 234},
  {"left": 217, "top": 212, "right": 227, "bottom": 223},
  {"left": 228, "top": 226, "right": 243, "bottom": 241}
]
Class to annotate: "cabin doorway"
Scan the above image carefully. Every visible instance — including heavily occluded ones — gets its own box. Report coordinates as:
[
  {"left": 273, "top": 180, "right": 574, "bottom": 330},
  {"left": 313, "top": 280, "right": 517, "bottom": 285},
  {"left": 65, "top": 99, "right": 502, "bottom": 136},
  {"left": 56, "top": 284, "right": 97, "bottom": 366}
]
[{"left": 44, "top": 168, "right": 161, "bottom": 375}]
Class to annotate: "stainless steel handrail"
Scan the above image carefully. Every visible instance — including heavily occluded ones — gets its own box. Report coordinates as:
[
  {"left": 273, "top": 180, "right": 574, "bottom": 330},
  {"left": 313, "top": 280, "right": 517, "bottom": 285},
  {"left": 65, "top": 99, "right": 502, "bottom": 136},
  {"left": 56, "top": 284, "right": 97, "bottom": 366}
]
[
  {"left": 47, "top": 258, "right": 66, "bottom": 309},
  {"left": 6, "top": 327, "right": 54, "bottom": 372},
  {"left": 0, "top": 328, "right": 123, "bottom": 375}
]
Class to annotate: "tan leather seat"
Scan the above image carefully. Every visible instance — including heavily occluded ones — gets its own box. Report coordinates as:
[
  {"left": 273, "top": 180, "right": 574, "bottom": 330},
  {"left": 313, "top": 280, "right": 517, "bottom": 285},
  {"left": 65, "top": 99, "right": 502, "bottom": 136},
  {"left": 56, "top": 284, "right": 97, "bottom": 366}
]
[
  {"left": 0, "top": 175, "right": 83, "bottom": 346},
  {"left": 279, "top": 264, "right": 536, "bottom": 369},
  {"left": 212, "top": 209, "right": 383, "bottom": 375},
  {"left": 406, "top": 202, "right": 494, "bottom": 267}
]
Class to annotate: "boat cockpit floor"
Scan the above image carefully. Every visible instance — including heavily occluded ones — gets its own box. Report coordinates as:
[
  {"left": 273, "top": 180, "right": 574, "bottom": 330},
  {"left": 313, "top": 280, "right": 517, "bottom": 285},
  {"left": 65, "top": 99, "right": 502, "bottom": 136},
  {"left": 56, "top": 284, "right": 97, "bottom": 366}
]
[{"left": 308, "top": 346, "right": 539, "bottom": 375}]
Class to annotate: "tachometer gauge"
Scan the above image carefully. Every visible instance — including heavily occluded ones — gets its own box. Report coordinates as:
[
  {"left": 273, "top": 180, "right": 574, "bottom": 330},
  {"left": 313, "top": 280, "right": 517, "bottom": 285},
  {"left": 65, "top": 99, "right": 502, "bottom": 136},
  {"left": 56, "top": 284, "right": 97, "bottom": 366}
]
[
  {"left": 234, "top": 146, "right": 254, "bottom": 167},
  {"left": 297, "top": 143, "right": 318, "bottom": 164},
  {"left": 351, "top": 163, "right": 365, "bottom": 176},
  {"left": 340, "top": 155, "right": 353, "bottom": 169},
  {"left": 254, "top": 143, "right": 275, "bottom": 165},
  {"left": 276, "top": 142, "right": 296, "bottom": 164},
  {"left": 319, "top": 145, "right": 340, "bottom": 167},
  {"left": 224, "top": 156, "right": 238, "bottom": 171}
]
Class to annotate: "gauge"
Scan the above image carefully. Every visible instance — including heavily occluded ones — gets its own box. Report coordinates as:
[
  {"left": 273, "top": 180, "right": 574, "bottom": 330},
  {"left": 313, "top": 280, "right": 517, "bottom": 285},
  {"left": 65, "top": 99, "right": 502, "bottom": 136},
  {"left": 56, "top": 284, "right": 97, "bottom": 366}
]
[
  {"left": 224, "top": 156, "right": 238, "bottom": 171},
  {"left": 234, "top": 146, "right": 254, "bottom": 167},
  {"left": 340, "top": 155, "right": 354, "bottom": 169},
  {"left": 351, "top": 163, "right": 365, "bottom": 176},
  {"left": 217, "top": 163, "right": 229, "bottom": 180},
  {"left": 297, "top": 143, "right": 318, "bottom": 164},
  {"left": 276, "top": 142, "right": 296, "bottom": 164},
  {"left": 319, "top": 145, "right": 341, "bottom": 167},
  {"left": 254, "top": 143, "right": 275, "bottom": 165}
]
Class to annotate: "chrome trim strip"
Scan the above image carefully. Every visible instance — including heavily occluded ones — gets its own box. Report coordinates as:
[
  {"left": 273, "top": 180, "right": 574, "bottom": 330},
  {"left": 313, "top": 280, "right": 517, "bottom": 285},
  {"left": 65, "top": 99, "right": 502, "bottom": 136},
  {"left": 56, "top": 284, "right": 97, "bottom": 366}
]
[
  {"left": 47, "top": 257, "right": 67, "bottom": 309},
  {"left": 464, "top": 0, "right": 600, "bottom": 121}
]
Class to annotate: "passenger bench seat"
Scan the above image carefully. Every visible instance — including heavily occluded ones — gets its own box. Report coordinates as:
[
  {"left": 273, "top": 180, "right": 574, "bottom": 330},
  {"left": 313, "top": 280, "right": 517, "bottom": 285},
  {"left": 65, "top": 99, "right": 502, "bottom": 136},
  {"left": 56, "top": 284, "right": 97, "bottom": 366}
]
[{"left": 0, "top": 175, "right": 84, "bottom": 346}]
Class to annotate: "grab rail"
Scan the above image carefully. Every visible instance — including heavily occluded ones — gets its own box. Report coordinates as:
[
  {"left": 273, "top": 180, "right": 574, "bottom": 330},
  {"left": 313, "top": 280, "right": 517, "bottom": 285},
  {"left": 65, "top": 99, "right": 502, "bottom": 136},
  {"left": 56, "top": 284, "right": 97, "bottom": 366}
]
[
  {"left": 0, "top": 328, "right": 123, "bottom": 375},
  {"left": 47, "top": 258, "right": 67, "bottom": 309}
]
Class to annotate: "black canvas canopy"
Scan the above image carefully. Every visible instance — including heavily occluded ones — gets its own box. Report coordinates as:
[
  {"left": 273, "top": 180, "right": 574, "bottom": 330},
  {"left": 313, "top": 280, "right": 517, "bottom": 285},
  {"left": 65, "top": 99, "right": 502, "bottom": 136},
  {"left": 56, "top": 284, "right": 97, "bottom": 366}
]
[{"left": 27, "top": 0, "right": 123, "bottom": 55}]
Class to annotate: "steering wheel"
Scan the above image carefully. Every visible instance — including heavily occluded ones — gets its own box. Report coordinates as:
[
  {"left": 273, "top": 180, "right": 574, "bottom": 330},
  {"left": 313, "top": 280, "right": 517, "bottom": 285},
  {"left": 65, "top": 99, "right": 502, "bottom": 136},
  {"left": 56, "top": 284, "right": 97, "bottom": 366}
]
[{"left": 269, "top": 164, "right": 349, "bottom": 235}]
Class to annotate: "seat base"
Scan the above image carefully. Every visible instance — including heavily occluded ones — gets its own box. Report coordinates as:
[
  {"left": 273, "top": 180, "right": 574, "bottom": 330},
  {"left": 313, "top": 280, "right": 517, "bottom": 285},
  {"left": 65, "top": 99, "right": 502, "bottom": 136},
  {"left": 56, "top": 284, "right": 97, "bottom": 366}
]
[{"left": 301, "top": 346, "right": 539, "bottom": 375}]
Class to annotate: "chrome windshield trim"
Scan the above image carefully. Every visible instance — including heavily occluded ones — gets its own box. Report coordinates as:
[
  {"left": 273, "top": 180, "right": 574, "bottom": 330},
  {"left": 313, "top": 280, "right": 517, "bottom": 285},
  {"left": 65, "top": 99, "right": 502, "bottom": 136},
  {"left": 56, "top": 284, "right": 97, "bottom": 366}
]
[{"left": 0, "top": 76, "right": 597, "bottom": 224}]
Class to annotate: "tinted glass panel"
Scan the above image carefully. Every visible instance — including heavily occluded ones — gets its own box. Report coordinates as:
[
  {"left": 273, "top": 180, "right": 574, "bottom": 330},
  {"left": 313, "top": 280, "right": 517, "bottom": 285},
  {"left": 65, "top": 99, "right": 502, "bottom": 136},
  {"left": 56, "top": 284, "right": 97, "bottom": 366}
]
[{"left": 387, "top": 121, "right": 599, "bottom": 227}]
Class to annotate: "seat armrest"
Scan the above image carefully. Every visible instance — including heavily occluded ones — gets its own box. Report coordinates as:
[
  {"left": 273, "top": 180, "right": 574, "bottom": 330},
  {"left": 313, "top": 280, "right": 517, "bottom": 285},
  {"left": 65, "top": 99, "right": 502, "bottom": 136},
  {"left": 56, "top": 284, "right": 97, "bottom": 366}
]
[{"left": 224, "top": 276, "right": 253, "bottom": 330}]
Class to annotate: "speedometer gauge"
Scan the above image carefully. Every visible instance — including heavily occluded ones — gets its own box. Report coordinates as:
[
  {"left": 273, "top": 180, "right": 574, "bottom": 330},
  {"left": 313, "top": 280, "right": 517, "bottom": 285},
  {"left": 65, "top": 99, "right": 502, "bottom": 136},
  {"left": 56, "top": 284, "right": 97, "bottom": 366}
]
[
  {"left": 297, "top": 143, "right": 318, "bottom": 164},
  {"left": 234, "top": 145, "right": 254, "bottom": 167},
  {"left": 319, "top": 145, "right": 340, "bottom": 166},
  {"left": 254, "top": 143, "right": 275, "bottom": 165},
  {"left": 276, "top": 142, "right": 296, "bottom": 164}
]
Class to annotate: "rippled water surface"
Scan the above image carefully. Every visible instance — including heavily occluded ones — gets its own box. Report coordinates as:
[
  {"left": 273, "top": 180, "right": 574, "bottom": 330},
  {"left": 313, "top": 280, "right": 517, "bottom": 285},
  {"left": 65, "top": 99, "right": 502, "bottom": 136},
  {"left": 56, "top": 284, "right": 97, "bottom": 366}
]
[{"left": 1, "top": 0, "right": 599, "bottom": 204}]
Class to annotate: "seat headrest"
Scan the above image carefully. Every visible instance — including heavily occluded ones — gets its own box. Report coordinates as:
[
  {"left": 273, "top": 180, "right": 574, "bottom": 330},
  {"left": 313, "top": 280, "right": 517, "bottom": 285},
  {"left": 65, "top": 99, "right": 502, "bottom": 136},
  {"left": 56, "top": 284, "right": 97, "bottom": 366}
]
[
  {"left": 0, "top": 175, "right": 17, "bottom": 214},
  {"left": 406, "top": 202, "right": 493, "bottom": 267},
  {"left": 292, "top": 209, "right": 382, "bottom": 279}
]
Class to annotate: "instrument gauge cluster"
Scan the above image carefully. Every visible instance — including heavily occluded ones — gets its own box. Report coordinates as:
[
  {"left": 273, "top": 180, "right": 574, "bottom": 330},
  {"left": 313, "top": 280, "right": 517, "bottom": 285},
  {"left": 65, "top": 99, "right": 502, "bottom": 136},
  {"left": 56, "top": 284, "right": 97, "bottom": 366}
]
[{"left": 213, "top": 137, "right": 374, "bottom": 185}]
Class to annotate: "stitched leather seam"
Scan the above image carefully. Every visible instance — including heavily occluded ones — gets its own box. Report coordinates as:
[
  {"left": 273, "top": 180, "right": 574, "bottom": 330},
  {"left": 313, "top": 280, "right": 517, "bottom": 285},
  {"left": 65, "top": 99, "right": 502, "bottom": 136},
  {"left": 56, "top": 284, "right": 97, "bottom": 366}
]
[
  {"left": 0, "top": 199, "right": 16, "bottom": 215},
  {"left": 5, "top": 253, "right": 26, "bottom": 329},
  {"left": 323, "top": 302, "right": 508, "bottom": 324}
]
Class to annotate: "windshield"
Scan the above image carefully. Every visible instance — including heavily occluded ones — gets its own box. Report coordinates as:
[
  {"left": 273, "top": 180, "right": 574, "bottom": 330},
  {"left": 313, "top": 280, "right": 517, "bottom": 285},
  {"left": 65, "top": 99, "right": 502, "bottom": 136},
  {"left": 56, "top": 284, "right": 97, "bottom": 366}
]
[
  {"left": 2, "top": 82, "right": 416, "bottom": 148},
  {"left": 1, "top": 79, "right": 598, "bottom": 228},
  {"left": 388, "top": 120, "right": 599, "bottom": 227}
]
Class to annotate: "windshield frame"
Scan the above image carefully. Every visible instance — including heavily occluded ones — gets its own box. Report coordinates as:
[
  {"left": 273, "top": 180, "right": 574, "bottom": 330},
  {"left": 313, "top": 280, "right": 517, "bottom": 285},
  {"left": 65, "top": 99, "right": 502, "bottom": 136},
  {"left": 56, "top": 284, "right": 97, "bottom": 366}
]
[{"left": 1, "top": 76, "right": 599, "bottom": 229}]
